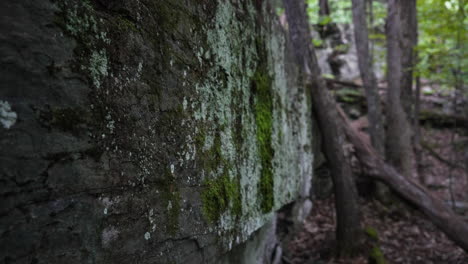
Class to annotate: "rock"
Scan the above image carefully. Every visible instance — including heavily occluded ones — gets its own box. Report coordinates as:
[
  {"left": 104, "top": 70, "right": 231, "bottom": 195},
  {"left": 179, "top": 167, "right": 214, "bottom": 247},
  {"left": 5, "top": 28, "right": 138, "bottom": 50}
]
[{"left": 0, "top": 0, "right": 315, "bottom": 263}]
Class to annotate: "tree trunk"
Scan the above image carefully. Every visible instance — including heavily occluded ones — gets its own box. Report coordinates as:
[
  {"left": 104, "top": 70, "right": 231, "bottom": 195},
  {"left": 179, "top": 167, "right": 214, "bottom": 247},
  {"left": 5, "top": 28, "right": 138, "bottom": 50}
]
[
  {"left": 319, "top": 0, "right": 330, "bottom": 17},
  {"left": 385, "top": 0, "right": 414, "bottom": 178},
  {"left": 399, "top": 0, "right": 417, "bottom": 120},
  {"left": 352, "top": 0, "right": 391, "bottom": 202},
  {"left": 283, "top": 0, "right": 362, "bottom": 256},
  {"left": 414, "top": 75, "right": 424, "bottom": 183},
  {"left": 367, "top": 0, "right": 374, "bottom": 62},
  {"left": 351, "top": 0, "right": 385, "bottom": 156},
  {"left": 337, "top": 107, "right": 468, "bottom": 253}
]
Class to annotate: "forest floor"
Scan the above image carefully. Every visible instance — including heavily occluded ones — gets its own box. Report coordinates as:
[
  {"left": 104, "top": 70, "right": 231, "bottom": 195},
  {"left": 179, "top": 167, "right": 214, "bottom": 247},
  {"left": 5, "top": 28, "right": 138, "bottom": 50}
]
[{"left": 286, "top": 85, "right": 468, "bottom": 263}]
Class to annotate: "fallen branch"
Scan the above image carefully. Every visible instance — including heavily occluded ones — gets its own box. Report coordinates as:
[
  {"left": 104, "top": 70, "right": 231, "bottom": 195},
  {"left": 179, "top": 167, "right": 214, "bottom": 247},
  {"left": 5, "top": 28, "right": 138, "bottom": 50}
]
[
  {"left": 324, "top": 77, "right": 362, "bottom": 88},
  {"left": 337, "top": 106, "right": 468, "bottom": 253},
  {"left": 419, "top": 110, "right": 468, "bottom": 128}
]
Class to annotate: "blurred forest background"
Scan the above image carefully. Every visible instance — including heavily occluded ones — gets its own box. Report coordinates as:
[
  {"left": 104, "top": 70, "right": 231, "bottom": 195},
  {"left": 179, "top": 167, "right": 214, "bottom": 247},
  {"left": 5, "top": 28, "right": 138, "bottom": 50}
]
[{"left": 278, "top": 0, "right": 468, "bottom": 263}]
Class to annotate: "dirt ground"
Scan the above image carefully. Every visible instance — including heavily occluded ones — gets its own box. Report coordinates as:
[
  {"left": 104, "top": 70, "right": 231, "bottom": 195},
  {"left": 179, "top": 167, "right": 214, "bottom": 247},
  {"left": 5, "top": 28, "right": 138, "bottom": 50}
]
[{"left": 286, "top": 125, "right": 468, "bottom": 263}]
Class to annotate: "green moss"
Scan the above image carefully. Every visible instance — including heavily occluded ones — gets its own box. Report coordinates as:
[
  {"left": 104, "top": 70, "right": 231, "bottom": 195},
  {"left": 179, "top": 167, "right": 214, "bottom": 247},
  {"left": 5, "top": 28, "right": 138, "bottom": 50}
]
[
  {"left": 201, "top": 170, "right": 242, "bottom": 223},
  {"left": 365, "top": 226, "right": 379, "bottom": 241},
  {"left": 198, "top": 129, "right": 242, "bottom": 223},
  {"left": 369, "top": 246, "right": 386, "bottom": 264},
  {"left": 115, "top": 15, "right": 138, "bottom": 32},
  {"left": 252, "top": 69, "right": 274, "bottom": 213}
]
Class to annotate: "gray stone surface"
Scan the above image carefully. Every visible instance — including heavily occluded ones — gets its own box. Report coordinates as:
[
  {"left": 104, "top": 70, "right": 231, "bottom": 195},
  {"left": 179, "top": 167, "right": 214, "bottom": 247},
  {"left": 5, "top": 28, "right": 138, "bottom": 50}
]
[{"left": 0, "top": 0, "right": 314, "bottom": 263}]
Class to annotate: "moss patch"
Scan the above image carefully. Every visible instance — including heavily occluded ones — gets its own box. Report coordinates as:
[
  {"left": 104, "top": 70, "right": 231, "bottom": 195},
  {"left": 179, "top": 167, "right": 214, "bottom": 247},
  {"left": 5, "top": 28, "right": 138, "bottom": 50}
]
[
  {"left": 365, "top": 226, "right": 386, "bottom": 264},
  {"left": 252, "top": 68, "right": 274, "bottom": 213},
  {"left": 114, "top": 15, "right": 138, "bottom": 33},
  {"left": 199, "top": 130, "right": 242, "bottom": 223},
  {"left": 369, "top": 246, "right": 386, "bottom": 264},
  {"left": 365, "top": 226, "right": 379, "bottom": 241},
  {"left": 201, "top": 170, "right": 242, "bottom": 223}
]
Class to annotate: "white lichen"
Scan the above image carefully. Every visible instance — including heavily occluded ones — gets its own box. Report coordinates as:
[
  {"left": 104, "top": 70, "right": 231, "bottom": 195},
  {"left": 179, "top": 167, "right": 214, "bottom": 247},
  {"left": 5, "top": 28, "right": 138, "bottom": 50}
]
[
  {"left": 0, "top": 101, "right": 17, "bottom": 129},
  {"left": 88, "top": 49, "right": 109, "bottom": 89},
  {"left": 188, "top": 0, "right": 314, "bottom": 248}
]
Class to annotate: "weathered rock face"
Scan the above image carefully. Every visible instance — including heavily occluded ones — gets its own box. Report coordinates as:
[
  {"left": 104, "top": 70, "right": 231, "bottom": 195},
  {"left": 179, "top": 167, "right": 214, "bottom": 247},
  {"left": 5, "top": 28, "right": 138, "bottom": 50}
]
[{"left": 0, "top": 0, "right": 314, "bottom": 263}]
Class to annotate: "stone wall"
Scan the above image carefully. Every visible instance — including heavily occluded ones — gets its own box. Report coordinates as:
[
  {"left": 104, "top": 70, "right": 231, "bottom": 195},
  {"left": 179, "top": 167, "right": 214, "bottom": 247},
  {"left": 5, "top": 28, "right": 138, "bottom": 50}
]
[{"left": 0, "top": 0, "right": 314, "bottom": 263}]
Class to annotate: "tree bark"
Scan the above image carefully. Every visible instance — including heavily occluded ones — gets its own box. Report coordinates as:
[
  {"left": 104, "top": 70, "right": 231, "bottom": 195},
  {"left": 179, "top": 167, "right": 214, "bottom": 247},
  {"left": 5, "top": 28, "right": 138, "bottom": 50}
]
[
  {"left": 399, "top": 0, "right": 417, "bottom": 120},
  {"left": 385, "top": 0, "right": 414, "bottom": 178},
  {"left": 283, "top": 0, "right": 362, "bottom": 256},
  {"left": 337, "top": 107, "right": 468, "bottom": 253},
  {"left": 319, "top": 0, "right": 330, "bottom": 17},
  {"left": 414, "top": 75, "right": 424, "bottom": 183},
  {"left": 351, "top": 0, "right": 385, "bottom": 156}
]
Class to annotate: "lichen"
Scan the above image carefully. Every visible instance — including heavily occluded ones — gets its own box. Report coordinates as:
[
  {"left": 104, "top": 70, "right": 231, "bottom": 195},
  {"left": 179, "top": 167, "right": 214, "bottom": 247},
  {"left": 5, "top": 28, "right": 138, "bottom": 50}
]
[
  {"left": 188, "top": 0, "right": 313, "bottom": 248},
  {"left": 87, "top": 49, "right": 109, "bottom": 89},
  {"left": 57, "top": 0, "right": 110, "bottom": 90},
  {"left": 0, "top": 101, "right": 17, "bottom": 129}
]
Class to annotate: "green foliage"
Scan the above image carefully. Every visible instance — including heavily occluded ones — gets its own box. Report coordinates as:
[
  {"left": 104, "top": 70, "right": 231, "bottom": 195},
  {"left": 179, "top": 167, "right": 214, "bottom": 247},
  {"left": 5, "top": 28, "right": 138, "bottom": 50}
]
[
  {"left": 369, "top": 246, "right": 386, "bottom": 264},
  {"left": 365, "top": 226, "right": 379, "bottom": 241},
  {"left": 322, "top": 73, "right": 335, "bottom": 79},
  {"left": 369, "top": 1, "right": 387, "bottom": 30},
  {"left": 276, "top": 7, "right": 285, "bottom": 17},
  {"left": 318, "top": 15, "right": 333, "bottom": 26},
  {"left": 335, "top": 88, "right": 363, "bottom": 103},
  {"left": 416, "top": 0, "right": 467, "bottom": 87},
  {"left": 306, "top": 0, "right": 352, "bottom": 25},
  {"left": 312, "top": 38, "right": 324, "bottom": 47},
  {"left": 334, "top": 43, "right": 350, "bottom": 53}
]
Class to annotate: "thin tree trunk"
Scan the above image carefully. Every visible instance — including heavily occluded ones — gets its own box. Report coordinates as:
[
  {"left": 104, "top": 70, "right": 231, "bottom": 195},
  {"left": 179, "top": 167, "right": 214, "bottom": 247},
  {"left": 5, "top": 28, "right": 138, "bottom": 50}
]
[
  {"left": 337, "top": 107, "right": 468, "bottom": 253},
  {"left": 413, "top": 3, "right": 423, "bottom": 184},
  {"left": 414, "top": 75, "right": 423, "bottom": 183},
  {"left": 283, "top": 0, "right": 362, "bottom": 256},
  {"left": 399, "top": 0, "right": 417, "bottom": 120},
  {"left": 319, "top": 0, "right": 330, "bottom": 17},
  {"left": 351, "top": 0, "right": 385, "bottom": 156},
  {"left": 317, "top": 0, "right": 340, "bottom": 40},
  {"left": 367, "top": 0, "right": 374, "bottom": 62},
  {"left": 385, "top": 0, "right": 414, "bottom": 178},
  {"left": 352, "top": 0, "right": 390, "bottom": 201}
]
